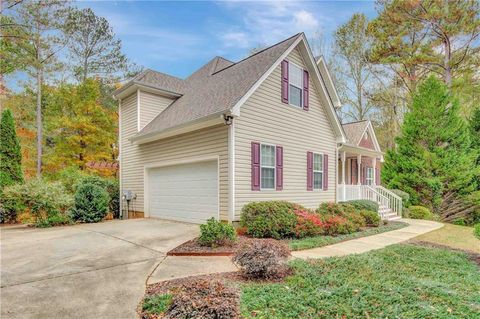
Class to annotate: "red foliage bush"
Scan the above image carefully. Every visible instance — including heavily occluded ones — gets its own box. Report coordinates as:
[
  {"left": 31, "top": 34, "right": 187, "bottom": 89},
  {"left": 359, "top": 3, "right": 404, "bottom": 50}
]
[
  {"left": 294, "top": 209, "right": 324, "bottom": 238},
  {"left": 166, "top": 279, "right": 239, "bottom": 319},
  {"left": 233, "top": 239, "right": 291, "bottom": 279}
]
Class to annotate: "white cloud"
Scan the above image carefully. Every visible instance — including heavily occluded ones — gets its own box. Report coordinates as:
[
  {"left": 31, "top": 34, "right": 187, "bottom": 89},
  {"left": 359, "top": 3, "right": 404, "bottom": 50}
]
[
  {"left": 220, "top": 31, "right": 250, "bottom": 48},
  {"left": 214, "top": 1, "right": 328, "bottom": 53}
]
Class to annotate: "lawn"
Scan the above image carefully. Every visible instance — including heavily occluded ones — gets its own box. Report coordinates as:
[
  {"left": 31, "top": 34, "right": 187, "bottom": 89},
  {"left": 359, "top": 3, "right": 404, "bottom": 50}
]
[
  {"left": 241, "top": 244, "right": 480, "bottom": 319},
  {"left": 288, "top": 221, "right": 408, "bottom": 251},
  {"left": 414, "top": 223, "right": 480, "bottom": 253}
]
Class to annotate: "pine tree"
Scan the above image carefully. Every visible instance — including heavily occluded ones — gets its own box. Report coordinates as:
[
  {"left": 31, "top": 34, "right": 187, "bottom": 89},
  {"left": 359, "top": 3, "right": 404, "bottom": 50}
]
[
  {"left": 0, "top": 109, "right": 24, "bottom": 192},
  {"left": 382, "top": 76, "right": 478, "bottom": 215},
  {"left": 469, "top": 106, "right": 480, "bottom": 189}
]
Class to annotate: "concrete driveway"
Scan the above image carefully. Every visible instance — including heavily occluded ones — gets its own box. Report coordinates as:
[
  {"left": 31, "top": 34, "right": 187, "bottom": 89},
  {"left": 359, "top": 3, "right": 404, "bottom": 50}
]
[{"left": 0, "top": 219, "right": 198, "bottom": 319}]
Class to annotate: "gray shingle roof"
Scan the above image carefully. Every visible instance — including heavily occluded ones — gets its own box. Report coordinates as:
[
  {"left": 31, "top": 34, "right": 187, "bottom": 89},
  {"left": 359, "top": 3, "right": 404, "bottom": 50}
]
[
  {"left": 134, "top": 69, "right": 186, "bottom": 94},
  {"left": 342, "top": 120, "right": 369, "bottom": 145},
  {"left": 134, "top": 33, "right": 302, "bottom": 139}
]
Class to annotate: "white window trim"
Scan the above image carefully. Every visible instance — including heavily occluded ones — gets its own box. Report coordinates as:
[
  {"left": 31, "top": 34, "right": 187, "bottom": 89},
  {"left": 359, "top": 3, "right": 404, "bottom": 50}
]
[
  {"left": 260, "top": 143, "right": 276, "bottom": 191},
  {"left": 288, "top": 61, "right": 304, "bottom": 109},
  {"left": 313, "top": 152, "right": 324, "bottom": 190},
  {"left": 366, "top": 167, "right": 374, "bottom": 185}
]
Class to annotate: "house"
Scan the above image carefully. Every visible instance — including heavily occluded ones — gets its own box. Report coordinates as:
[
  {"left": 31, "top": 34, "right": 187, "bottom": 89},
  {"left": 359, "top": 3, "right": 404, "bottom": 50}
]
[{"left": 114, "top": 33, "right": 401, "bottom": 224}]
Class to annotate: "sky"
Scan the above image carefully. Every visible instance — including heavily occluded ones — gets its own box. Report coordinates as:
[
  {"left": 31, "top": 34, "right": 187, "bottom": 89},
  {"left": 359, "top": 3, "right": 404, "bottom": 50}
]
[{"left": 75, "top": 0, "right": 377, "bottom": 79}]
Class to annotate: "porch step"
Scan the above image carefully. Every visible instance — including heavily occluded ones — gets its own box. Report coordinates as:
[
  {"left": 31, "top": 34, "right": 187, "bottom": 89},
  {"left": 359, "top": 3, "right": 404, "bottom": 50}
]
[{"left": 378, "top": 206, "right": 401, "bottom": 221}]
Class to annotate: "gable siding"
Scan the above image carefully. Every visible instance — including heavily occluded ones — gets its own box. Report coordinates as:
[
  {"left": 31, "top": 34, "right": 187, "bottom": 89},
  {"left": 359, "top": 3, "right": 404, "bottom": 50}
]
[
  {"left": 234, "top": 47, "right": 337, "bottom": 219},
  {"left": 120, "top": 91, "right": 229, "bottom": 220},
  {"left": 139, "top": 90, "right": 173, "bottom": 130},
  {"left": 358, "top": 131, "right": 375, "bottom": 150}
]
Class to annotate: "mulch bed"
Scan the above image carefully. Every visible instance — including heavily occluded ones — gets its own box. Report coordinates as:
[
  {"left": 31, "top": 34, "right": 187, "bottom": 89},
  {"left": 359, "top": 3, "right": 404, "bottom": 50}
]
[
  {"left": 167, "top": 236, "right": 258, "bottom": 256},
  {"left": 408, "top": 240, "right": 480, "bottom": 266}
]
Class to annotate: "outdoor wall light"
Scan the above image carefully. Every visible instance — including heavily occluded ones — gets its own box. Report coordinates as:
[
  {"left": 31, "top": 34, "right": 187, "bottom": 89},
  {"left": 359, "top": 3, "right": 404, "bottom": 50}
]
[{"left": 223, "top": 114, "right": 234, "bottom": 126}]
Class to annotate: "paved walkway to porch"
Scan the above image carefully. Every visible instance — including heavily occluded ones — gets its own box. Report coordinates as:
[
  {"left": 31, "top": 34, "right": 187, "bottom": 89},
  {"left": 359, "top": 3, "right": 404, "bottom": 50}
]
[
  {"left": 148, "top": 219, "right": 443, "bottom": 284},
  {"left": 291, "top": 218, "right": 444, "bottom": 259}
]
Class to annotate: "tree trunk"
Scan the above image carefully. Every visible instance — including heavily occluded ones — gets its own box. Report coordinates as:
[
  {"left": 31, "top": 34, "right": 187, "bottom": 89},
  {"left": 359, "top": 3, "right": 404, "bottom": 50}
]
[
  {"left": 83, "top": 56, "right": 88, "bottom": 82},
  {"left": 444, "top": 39, "right": 452, "bottom": 89},
  {"left": 36, "top": 68, "right": 43, "bottom": 177}
]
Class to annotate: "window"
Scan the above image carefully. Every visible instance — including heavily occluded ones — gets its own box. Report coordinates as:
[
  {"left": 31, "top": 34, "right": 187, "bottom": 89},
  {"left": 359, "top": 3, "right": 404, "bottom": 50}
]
[
  {"left": 366, "top": 167, "right": 374, "bottom": 185},
  {"left": 289, "top": 63, "right": 303, "bottom": 107},
  {"left": 313, "top": 153, "right": 323, "bottom": 189},
  {"left": 260, "top": 144, "right": 276, "bottom": 189}
]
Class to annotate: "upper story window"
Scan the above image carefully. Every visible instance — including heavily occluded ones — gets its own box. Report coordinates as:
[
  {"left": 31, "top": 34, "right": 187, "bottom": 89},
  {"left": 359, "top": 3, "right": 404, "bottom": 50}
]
[
  {"left": 260, "top": 144, "right": 276, "bottom": 189},
  {"left": 288, "top": 63, "right": 303, "bottom": 108},
  {"left": 313, "top": 153, "right": 324, "bottom": 189}
]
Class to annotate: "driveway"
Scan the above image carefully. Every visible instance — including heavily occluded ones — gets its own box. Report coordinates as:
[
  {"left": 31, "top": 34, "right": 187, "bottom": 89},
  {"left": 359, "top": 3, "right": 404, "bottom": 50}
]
[{"left": 0, "top": 219, "right": 198, "bottom": 319}]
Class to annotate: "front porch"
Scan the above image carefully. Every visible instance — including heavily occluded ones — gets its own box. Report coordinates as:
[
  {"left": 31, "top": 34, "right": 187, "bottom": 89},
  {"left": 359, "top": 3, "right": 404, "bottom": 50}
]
[{"left": 337, "top": 144, "right": 402, "bottom": 219}]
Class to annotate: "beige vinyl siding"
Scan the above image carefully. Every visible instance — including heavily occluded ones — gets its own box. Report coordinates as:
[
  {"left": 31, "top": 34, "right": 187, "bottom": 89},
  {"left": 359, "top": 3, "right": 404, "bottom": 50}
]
[
  {"left": 139, "top": 90, "right": 173, "bottom": 130},
  {"left": 120, "top": 91, "right": 229, "bottom": 220},
  {"left": 234, "top": 47, "right": 337, "bottom": 219}
]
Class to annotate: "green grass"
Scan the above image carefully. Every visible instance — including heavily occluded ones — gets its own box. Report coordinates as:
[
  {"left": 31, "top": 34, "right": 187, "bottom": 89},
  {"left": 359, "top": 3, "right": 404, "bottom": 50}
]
[
  {"left": 241, "top": 244, "right": 480, "bottom": 319},
  {"left": 414, "top": 223, "right": 480, "bottom": 253},
  {"left": 288, "top": 221, "right": 408, "bottom": 251},
  {"left": 142, "top": 294, "right": 172, "bottom": 315}
]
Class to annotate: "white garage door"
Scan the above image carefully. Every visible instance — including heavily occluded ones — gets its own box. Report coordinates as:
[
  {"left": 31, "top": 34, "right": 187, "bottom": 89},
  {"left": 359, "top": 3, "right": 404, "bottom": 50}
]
[{"left": 147, "top": 160, "right": 218, "bottom": 223}]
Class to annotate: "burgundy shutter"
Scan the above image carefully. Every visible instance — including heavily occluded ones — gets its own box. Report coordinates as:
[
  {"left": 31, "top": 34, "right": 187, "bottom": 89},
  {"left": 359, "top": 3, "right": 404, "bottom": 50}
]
[
  {"left": 276, "top": 146, "right": 283, "bottom": 190},
  {"left": 251, "top": 142, "right": 260, "bottom": 191},
  {"left": 361, "top": 165, "right": 367, "bottom": 185},
  {"left": 303, "top": 70, "right": 309, "bottom": 110},
  {"left": 307, "top": 151, "right": 313, "bottom": 191},
  {"left": 323, "top": 154, "right": 328, "bottom": 190},
  {"left": 281, "top": 60, "right": 289, "bottom": 103}
]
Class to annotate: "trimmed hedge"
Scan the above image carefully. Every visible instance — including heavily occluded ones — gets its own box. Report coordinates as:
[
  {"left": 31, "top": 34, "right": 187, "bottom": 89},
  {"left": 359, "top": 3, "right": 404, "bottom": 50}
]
[
  {"left": 360, "top": 210, "right": 381, "bottom": 227},
  {"left": 240, "top": 201, "right": 303, "bottom": 239},
  {"left": 408, "top": 206, "right": 433, "bottom": 220},
  {"left": 341, "top": 200, "right": 378, "bottom": 213},
  {"left": 198, "top": 218, "right": 236, "bottom": 247}
]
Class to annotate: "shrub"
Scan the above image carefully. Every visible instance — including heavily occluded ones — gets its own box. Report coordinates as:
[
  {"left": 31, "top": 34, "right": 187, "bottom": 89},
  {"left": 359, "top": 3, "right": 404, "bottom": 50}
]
[
  {"left": 391, "top": 189, "right": 411, "bottom": 207},
  {"left": 342, "top": 200, "right": 378, "bottom": 213},
  {"left": 473, "top": 224, "right": 480, "bottom": 239},
  {"left": 360, "top": 210, "right": 381, "bottom": 227},
  {"left": 142, "top": 294, "right": 173, "bottom": 316},
  {"left": 233, "top": 239, "right": 291, "bottom": 279},
  {"left": 35, "top": 213, "right": 72, "bottom": 228},
  {"left": 166, "top": 280, "right": 239, "bottom": 319},
  {"left": 317, "top": 202, "right": 365, "bottom": 232},
  {"left": 240, "top": 201, "right": 302, "bottom": 239},
  {"left": 49, "top": 167, "right": 90, "bottom": 194},
  {"left": 70, "top": 183, "right": 109, "bottom": 223},
  {"left": 408, "top": 206, "right": 433, "bottom": 220},
  {"left": 1, "top": 179, "right": 73, "bottom": 226},
  {"left": 77, "top": 176, "right": 119, "bottom": 217},
  {"left": 321, "top": 215, "right": 356, "bottom": 235},
  {"left": 294, "top": 209, "right": 323, "bottom": 238},
  {"left": 198, "top": 218, "right": 237, "bottom": 247}
]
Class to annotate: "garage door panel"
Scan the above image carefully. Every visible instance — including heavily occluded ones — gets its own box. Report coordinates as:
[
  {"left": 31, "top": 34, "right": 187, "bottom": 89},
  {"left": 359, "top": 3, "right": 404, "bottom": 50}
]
[{"left": 147, "top": 160, "right": 218, "bottom": 223}]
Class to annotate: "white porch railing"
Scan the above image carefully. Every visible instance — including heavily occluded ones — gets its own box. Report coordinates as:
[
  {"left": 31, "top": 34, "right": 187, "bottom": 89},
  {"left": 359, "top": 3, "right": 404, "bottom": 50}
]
[{"left": 337, "top": 184, "right": 402, "bottom": 218}]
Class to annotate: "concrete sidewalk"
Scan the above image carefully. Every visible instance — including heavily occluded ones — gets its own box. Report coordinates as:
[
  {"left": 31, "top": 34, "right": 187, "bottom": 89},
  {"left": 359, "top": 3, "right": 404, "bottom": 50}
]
[{"left": 291, "top": 219, "right": 443, "bottom": 259}]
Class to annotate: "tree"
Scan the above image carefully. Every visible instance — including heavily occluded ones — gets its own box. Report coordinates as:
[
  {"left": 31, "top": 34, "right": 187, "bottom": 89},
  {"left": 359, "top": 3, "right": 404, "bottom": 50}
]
[
  {"left": 0, "top": 108, "right": 24, "bottom": 192},
  {"left": 64, "top": 8, "right": 128, "bottom": 82},
  {"left": 3, "top": 0, "right": 69, "bottom": 177},
  {"left": 382, "top": 76, "right": 479, "bottom": 220},
  {"left": 333, "top": 13, "right": 381, "bottom": 121},
  {"left": 43, "top": 79, "right": 116, "bottom": 171},
  {"left": 369, "top": 0, "right": 480, "bottom": 89}
]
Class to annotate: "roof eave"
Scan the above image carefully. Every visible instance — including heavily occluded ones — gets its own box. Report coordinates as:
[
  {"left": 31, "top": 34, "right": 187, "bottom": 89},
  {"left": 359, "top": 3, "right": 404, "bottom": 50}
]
[
  {"left": 113, "top": 81, "right": 183, "bottom": 100},
  {"left": 130, "top": 111, "right": 229, "bottom": 145}
]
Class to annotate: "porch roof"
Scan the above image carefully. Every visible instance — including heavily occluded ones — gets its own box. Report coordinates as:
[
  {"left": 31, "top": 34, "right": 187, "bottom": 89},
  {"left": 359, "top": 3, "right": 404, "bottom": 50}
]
[{"left": 338, "top": 143, "right": 384, "bottom": 159}]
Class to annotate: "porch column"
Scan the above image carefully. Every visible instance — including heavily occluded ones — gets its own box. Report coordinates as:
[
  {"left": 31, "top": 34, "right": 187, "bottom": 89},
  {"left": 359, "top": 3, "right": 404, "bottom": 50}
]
[
  {"left": 372, "top": 158, "right": 377, "bottom": 186},
  {"left": 357, "top": 155, "right": 362, "bottom": 185},
  {"left": 341, "top": 151, "right": 346, "bottom": 201}
]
